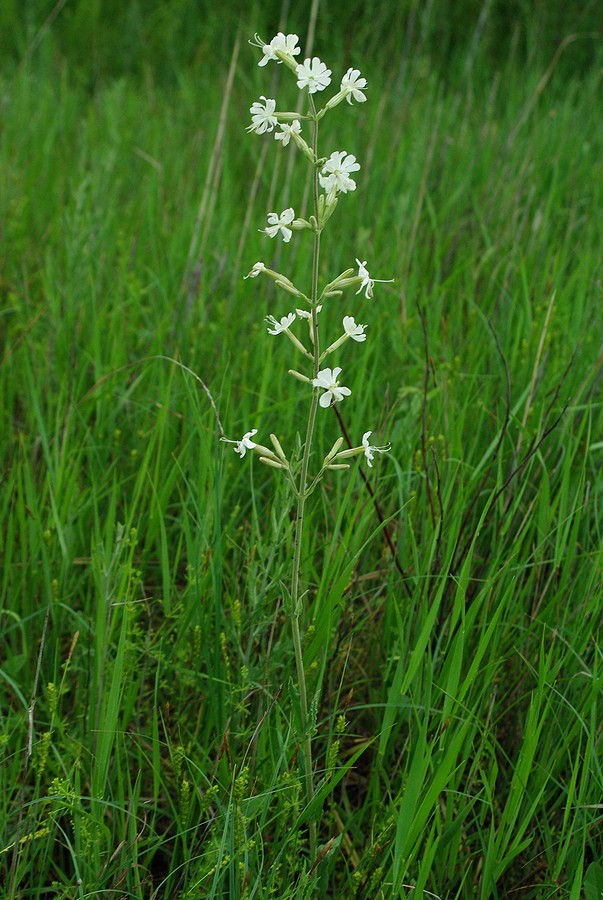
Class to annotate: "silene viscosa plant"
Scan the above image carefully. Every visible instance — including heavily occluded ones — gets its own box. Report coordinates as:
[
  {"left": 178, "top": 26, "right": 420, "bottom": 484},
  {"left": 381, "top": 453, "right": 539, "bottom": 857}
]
[{"left": 221, "top": 30, "right": 393, "bottom": 859}]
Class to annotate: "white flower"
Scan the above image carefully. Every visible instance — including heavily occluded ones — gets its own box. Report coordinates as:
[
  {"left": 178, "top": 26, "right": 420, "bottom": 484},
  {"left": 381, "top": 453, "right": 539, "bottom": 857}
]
[
  {"left": 265, "top": 208, "right": 295, "bottom": 242},
  {"left": 248, "top": 96, "right": 278, "bottom": 134},
  {"left": 320, "top": 314, "right": 368, "bottom": 358},
  {"left": 341, "top": 68, "right": 368, "bottom": 104},
  {"left": 266, "top": 312, "right": 296, "bottom": 334},
  {"left": 362, "top": 431, "right": 391, "bottom": 467},
  {"left": 296, "top": 57, "right": 332, "bottom": 93},
  {"left": 356, "top": 259, "right": 372, "bottom": 296},
  {"left": 313, "top": 367, "right": 351, "bottom": 408},
  {"left": 275, "top": 120, "right": 302, "bottom": 147},
  {"left": 355, "top": 258, "right": 394, "bottom": 299},
  {"left": 343, "top": 315, "right": 367, "bottom": 342},
  {"left": 295, "top": 305, "right": 322, "bottom": 318},
  {"left": 244, "top": 261, "right": 265, "bottom": 279},
  {"left": 319, "top": 151, "right": 361, "bottom": 194},
  {"left": 257, "top": 32, "right": 301, "bottom": 66},
  {"left": 220, "top": 429, "right": 258, "bottom": 458}
]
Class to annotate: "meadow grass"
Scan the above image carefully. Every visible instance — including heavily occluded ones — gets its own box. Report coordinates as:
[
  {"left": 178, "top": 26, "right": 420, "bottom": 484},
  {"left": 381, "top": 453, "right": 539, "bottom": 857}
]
[{"left": 1, "top": 7, "right": 602, "bottom": 898}]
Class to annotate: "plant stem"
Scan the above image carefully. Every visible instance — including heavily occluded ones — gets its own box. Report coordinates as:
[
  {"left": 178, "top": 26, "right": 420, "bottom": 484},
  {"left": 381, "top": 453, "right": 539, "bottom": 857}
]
[{"left": 289, "top": 95, "right": 322, "bottom": 861}]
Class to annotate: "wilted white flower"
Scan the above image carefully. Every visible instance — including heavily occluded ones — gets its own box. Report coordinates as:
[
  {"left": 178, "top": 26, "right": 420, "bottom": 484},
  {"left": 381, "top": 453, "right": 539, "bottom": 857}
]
[
  {"left": 266, "top": 312, "right": 296, "bottom": 334},
  {"left": 295, "top": 305, "right": 322, "bottom": 318},
  {"left": 343, "top": 315, "right": 367, "bottom": 342},
  {"left": 256, "top": 32, "right": 301, "bottom": 66},
  {"left": 220, "top": 429, "right": 258, "bottom": 458},
  {"left": 265, "top": 208, "right": 296, "bottom": 242},
  {"left": 319, "top": 151, "right": 361, "bottom": 194},
  {"left": 244, "top": 261, "right": 265, "bottom": 279},
  {"left": 296, "top": 57, "right": 332, "bottom": 93},
  {"left": 341, "top": 67, "right": 368, "bottom": 104},
  {"left": 313, "top": 367, "right": 351, "bottom": 408},
  {"left": 355, "top": 258, "right": 394, "bottom": 299},
  {"left": 248, "top": 95, "right": 278, "bottom": 134},
  {"left": 362, "top": 431, "right": 391, "bottom": 467}
]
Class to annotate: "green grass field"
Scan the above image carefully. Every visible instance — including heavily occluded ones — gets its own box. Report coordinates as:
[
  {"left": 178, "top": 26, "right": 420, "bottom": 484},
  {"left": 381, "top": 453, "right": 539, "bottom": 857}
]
[{"left": 1, "top": 2, "right": 602, "bottom": 897}]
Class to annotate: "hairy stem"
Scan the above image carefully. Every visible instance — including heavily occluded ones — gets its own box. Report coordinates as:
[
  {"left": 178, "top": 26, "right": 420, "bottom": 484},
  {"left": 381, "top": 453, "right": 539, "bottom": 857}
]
[{"left": 289, "top": 94, "right": 321, "bottom": 860}]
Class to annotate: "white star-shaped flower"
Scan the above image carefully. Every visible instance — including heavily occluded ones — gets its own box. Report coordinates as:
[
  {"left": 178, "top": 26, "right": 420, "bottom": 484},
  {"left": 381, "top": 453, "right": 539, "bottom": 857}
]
[
  {"left": 362, "top": 431, "right": 391, "bottom": 467},
  {"left": 265, "top": 208, "right": 295, "bottom": 242},
  {"left": 275, "top": 120, "right": 302, "bottom": 147},
  {"left": 247, "top": 96, "right": 278, "bottom": 134},
  {"left": 266, "top": 312, "right": 296, "bottom": 334},
  {"left": 343, "top": 315, "right": 367, "bottom": 342},
  {"left": 312, "top": 367, "right": 351, "bottom": 408},
  {"left": 296, "top": 57, "right": 332, "bottom": 93},
  {"left": 244, "top": 261, "right": 265, "bottom": 279},
  {"left": 319, "top": 151, "right": 361, "bottom": 194},
  {"left": 355, "top": 259, "right": 393, "bottom": 299},
  {"left": 341, "top": 68, "right": 368, "bottom": 104},
  {"left": 220, "top": 429, "right": 258, "bottom": 458},
  {"left": 257, "top": 32, "right": 301, "bottom": 66}
]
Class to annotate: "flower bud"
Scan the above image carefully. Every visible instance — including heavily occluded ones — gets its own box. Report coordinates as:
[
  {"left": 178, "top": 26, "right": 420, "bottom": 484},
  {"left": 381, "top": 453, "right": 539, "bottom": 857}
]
[
  {"left": 258, "top": 456, "right": 289, "bottom": 470},
  {"left": 288, "top": 369, "right": 312, "bottom": 384},
  {"left": 324, "top": 89, "right": 346, "bottom": 111},
  {"left": 273, "top": 52, "right": 300, "bottom": 74},
  {"left": 321, "top": 195, "right": 338, "bottom": 226},
  {"left": 335, "top": 446, "right": 364, "bottom": 460},
  {"left": 253, "top": 443, "right": 281, "bottom": 462},
  {"left": 322, "top": 437, "right": 345, "bottom": 467},
  {"left": 276, "top": 111, "right": 307, "bottom": 121},
  {"left": 250, "top": 265, "right": 309, "bottom": 302},
  {"left": 269, "top": 434, "right": 288, "bottom": 462},
  {"left": 320, "top": 332, "right": 348, "bottom": 361},
  {"left": 290, "top": 130, "right": 315, "bottom": 163},
  {"left": 321, "top": 268, "right": 355, "bottom": 298},
  {"left": 275, "top": 279, "right": 305, "bottom": 298}
]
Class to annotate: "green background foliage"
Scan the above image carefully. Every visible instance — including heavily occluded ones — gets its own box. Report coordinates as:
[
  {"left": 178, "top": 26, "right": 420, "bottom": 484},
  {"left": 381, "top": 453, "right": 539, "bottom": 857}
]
[
  {"left": 1, "top": 0, "right": 601, "bottom": 81},
  {"left": 1, "top": 1, "right": 601, "bottom": 897}
]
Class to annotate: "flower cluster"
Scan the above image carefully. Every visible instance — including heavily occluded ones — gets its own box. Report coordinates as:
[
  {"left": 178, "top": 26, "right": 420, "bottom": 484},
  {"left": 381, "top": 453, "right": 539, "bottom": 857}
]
[{"left": 221, "top": 32, "right": 393, "bottom": 476}]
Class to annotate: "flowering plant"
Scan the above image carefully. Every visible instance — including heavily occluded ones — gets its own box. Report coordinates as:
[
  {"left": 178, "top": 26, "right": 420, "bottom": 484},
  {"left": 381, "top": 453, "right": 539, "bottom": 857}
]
[{"left": 222, "top": 30, "right": 393, "bottom": 859}]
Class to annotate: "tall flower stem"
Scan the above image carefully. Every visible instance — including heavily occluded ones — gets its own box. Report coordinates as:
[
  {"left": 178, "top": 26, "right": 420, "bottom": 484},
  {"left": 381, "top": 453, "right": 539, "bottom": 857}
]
[{"left": 289, "top": 95, "right": 321, "bottom": 861}]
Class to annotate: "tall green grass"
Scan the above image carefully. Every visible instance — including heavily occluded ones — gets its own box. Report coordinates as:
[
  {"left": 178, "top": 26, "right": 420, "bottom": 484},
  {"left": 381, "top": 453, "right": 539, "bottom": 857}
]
[{"left": 1, "top": 6, "right": 601, "bottom": 898}]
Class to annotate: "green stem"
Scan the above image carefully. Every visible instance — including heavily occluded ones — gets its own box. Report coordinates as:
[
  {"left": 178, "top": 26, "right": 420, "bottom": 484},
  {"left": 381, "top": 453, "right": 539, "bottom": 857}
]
[{"left": 289, "top": 94, "right": 321, "bottom": 861}]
